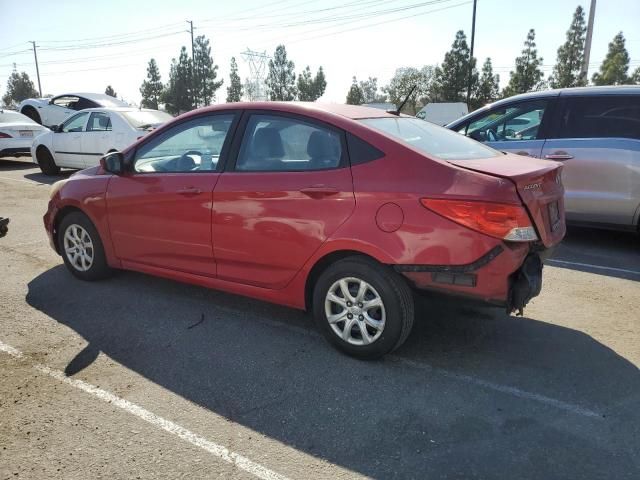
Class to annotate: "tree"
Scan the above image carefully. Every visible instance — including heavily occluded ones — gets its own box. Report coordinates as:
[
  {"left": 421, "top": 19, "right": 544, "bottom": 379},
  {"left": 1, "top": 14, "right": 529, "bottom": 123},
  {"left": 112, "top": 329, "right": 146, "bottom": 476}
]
[
  {"left": 226, "top": 57, "right": 243, "bottom": 103},
  {"left": 632, "top": 67, "right": 640, "bottom": 84},
  {"left": 503, "top": 29, "right": 544, "bottom": 97},
  {"left": 266, "top": 45, "right": 296, "bottom": 101},
  {"left": 140, "top": 58, "right": 163, "bottom": 109},
  {"left": 243, "top": 78, "right": 257, "bottom": 101},
  {"left": 193, "top": 35, "right": 223, "bottom": 106},
  {"left": 432, "top": 30, "right": 477, "bottom": 103},
  {"left": 549, "top": 6, "right": 587, "bottom": 88},
  {"left": 297, "top": 65, "right": 327, "bottom": 101},
  {"left": 357, "top": 77, "right": 384, "bottom": 103},
  {"left": 592, "top": 32, "right": 631, "bottom": 85},
  {"left": 162, "top": 47, "right": 194, "bottom": 115},
  {"left": 384, "top": 66, "right": 435, "bottom": 114},
  {"left": 473, "top": 58, "right": 500, "bottom": 109},
  {"left": 346, "top": 77, "right": 364, "bottom": 105},
  {"left": 1, "top": 67, "right": 39, "bottom": 107},
  {"left": 105, "top": 85, "right": 117, "bottom": 97}
]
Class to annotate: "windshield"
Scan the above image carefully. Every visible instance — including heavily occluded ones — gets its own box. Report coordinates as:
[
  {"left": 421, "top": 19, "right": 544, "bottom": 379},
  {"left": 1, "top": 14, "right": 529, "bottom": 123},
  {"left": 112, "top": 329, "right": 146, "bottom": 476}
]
[
  {"left": 0, "top": 110, "right": 37, "bottom": 125},
  {"left": 360, "top": 117, "right": 500, "bottom": 160},
  {"left": 121, "top": 110, "right": 173, "bottom": 129}
]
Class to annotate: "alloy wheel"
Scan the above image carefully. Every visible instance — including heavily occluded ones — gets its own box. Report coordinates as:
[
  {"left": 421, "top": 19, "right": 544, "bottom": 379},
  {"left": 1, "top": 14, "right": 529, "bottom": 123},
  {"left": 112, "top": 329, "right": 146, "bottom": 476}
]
[
  {"left": 324, "top": 277, "right": 386, "bottom": 345},
  {"left": 63, "top": 224, "right": 94, "bottom": 272}
]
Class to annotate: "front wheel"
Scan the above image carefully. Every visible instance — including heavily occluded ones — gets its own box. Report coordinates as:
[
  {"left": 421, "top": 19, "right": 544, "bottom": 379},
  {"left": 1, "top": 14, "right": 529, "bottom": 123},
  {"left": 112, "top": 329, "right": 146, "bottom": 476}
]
[
  {"left": 58, "top": 211, "right": 113, "bottom": 281},
  {"left": 312, "top": 256, "right": 414, "bottom": 359},
  {"left": 36, "top": 147, "right": 60, "bottom": 176}
]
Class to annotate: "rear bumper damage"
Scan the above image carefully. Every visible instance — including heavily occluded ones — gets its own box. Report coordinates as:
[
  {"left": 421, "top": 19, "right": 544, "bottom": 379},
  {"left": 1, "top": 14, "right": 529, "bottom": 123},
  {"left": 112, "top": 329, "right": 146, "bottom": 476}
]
[{"left": 395, "top": 243, "right": 549, "bottom": 315}]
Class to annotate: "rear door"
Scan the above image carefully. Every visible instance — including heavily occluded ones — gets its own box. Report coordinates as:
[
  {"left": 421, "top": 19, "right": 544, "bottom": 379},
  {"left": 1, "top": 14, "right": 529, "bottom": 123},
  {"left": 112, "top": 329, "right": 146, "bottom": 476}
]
[
  {"left": 542, "top": 95, "right": 640, "bottom": 227},
  {"left": 81, "top": 111, "right": 113, "bottom": 167},
  {"left": 212, "top": 112, "right": 355, "bottom": 289},
  {"left": 458, "top": 99, "right": 554, "bottom": 159},
  {"left": 52, "top": 112, "right": 89, "bottom": 168},
  {"left": 106, "top": 112, "right": 238, "bottom": 276}
]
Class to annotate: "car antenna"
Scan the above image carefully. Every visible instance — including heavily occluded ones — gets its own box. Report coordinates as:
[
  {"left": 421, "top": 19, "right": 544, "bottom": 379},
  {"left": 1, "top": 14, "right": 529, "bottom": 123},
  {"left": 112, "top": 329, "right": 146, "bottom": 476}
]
[{"left": 388, "top": 85, "right": 417, "bottom": 116}]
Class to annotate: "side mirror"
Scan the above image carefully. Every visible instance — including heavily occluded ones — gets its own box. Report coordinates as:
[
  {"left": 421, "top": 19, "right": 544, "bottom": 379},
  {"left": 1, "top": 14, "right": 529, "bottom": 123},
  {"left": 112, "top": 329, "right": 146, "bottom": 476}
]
[
  {"left": 50, "top": 124, "right": 59, "bottom": 133},
  {"left": 101, "top": 151, "right": 124, "bottom": 175}
]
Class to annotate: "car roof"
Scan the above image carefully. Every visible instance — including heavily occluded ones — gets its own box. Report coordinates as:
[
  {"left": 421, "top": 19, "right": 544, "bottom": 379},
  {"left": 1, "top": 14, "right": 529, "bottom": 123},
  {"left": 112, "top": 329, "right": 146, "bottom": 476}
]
[
  {"left": 185, "top": 102, "right": 405, "bottom": 120},
  {"left": 51, "top": 92, "right": 129, "bottom": 106},
  {"left": 79, "top": 107, "right": 167, "bottom": 113},
  {"left": 489, "top": 85, "right": 640, "bottom": 104}
]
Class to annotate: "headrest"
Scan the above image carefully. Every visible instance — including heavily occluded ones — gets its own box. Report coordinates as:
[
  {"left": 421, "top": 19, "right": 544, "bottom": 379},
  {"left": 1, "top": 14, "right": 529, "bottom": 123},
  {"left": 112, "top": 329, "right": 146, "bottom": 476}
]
[{"left": 252, "top": 127, "right": 284, "bottom": 158}]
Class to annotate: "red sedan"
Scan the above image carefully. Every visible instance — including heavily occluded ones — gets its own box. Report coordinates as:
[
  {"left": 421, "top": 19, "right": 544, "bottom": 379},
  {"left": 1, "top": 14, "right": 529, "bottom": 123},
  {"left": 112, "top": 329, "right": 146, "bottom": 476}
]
[{"left": 44, "top": 102, "right": 565, "bottom": 359}]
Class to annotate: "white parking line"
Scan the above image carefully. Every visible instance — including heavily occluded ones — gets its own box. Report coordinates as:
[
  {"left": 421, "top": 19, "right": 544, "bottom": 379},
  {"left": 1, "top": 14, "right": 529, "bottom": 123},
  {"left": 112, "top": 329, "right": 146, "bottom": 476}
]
[
  {"left": 0, "top": 340, "right": 291, "bottom": 480},
  {"left": 547, "top": 259, "right": 640, "bottom": 276}
]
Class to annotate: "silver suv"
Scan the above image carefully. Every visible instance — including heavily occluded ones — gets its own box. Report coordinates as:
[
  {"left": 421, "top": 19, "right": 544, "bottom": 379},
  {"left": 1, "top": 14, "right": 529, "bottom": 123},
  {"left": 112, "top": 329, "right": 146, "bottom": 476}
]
[{"left": 447, "top": 86, "right": 640, "bottom": 232}]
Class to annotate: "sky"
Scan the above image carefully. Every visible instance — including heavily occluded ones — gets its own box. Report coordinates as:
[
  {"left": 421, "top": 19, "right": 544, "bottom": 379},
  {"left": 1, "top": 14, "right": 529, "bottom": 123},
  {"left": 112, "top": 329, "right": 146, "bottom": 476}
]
[{"left": 1, "top": 0, "right": 639, "bottom": 106}]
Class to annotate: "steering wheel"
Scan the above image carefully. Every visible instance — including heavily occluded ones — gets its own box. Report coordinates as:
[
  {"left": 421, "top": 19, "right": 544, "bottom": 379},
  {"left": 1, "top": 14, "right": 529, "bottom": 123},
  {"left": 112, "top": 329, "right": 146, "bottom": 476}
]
[{"left": 177, "top": 150, "right": 202, "bottom": 171}]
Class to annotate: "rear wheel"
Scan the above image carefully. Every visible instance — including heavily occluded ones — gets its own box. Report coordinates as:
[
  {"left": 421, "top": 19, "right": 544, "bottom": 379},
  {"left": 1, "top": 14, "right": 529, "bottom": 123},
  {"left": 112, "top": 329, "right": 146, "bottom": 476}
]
[
  {"left": 58, "top": 211, "right": 113, "bottom": 281},
  {"left": 312, "top": 256, "right": 414, "bottom": 359},
  {"left": 36, "top": 147, "right": 60, "bottom": 175},
  {"left": 21, "top": 106, "right": 41, "bottom": 125}
]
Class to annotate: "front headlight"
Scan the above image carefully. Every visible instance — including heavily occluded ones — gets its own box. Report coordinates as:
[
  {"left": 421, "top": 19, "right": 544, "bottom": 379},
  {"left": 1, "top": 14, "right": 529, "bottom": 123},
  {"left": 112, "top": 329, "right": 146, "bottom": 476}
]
[{"left": 50, "top": 179, "right": 68, "bottom": 198}]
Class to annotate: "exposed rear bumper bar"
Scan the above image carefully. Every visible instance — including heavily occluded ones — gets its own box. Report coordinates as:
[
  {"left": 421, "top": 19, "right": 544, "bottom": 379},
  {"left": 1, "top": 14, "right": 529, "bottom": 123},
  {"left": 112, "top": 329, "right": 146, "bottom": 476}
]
[
  {"left": 393, "top": 245, "right": 504, "bottom": 274},
  {"left": 507, "top": 254, "right": 543, "bottom": 316}
]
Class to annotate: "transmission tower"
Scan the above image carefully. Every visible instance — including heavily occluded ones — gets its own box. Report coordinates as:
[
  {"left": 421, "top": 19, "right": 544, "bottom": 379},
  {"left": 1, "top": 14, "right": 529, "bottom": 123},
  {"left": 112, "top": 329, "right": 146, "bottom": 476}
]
[{"left": 241, "top": 48, "right": 270, "bottom": 101}]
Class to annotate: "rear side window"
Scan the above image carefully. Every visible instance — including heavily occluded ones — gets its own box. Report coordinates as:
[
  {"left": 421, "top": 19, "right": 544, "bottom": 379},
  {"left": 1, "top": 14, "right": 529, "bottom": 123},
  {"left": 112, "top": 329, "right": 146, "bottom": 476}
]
[
  {"left": 555, "top": 96, "right": 640, "bottom": 140},
  {"left": 87, "top": 112, "right": 112, "bottom": 132},
  {"left": 236, "top": 114, "right": 343, "bottom": 171}
]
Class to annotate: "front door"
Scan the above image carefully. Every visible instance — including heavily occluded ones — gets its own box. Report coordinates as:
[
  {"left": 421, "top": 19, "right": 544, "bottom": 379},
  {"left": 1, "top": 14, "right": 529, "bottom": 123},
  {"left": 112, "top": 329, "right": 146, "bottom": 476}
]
[
  {"left": 106, "top": 112, "right": 238, "bottom": 277},
  {"left": 52, "top": 112, "right": 89, "bottom": 168},
  {"left": 461, "top": 99, "right": 552, "bottom": 159},
  {"left": 213, "top": 112, "right": 356, "bottom": 289}
]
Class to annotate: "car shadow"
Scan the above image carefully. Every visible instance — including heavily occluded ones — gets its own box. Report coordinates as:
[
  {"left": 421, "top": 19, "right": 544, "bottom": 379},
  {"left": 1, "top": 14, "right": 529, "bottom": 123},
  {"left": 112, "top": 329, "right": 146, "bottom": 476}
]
[
  {"left": 0, "top": 158, "right": 35, "bottom": 170},
  {"left": 23, "top": 170, "right": 73, "bottom": 185},
  {"left": 549, "top": 226, "right": 640, "bottom": 281},
  {"left": 26, "top": 266, "right": 640, "bottom": 479}
]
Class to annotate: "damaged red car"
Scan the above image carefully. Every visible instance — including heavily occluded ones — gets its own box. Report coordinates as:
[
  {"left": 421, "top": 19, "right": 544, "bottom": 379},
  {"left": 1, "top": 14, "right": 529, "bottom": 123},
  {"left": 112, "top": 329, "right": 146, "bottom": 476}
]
[{"left": 44, "top": 102, "right": 565, "bottom": 359}]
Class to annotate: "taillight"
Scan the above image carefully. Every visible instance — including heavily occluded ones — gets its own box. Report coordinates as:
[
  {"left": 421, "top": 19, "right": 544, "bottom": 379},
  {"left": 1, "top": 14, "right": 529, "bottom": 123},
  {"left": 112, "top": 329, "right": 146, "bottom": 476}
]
[
  {"left": 0, "top": 132, "right": 12, "bottom": 138},
  {"left": 421, "top": 198, "right": 538, "bottom": 242}
]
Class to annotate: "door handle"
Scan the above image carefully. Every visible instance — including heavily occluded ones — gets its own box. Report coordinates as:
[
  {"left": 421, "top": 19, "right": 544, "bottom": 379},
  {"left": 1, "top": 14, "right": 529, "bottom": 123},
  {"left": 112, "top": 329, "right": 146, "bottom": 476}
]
[
  {"left": 300, "top": 185, "right": 339, "bottom": 198},
  {"left": 544, "top": 153, "right": 573, "bottom": 161},
  {"left": 177, "top": 187, "right": 202, "bottom": 196}
]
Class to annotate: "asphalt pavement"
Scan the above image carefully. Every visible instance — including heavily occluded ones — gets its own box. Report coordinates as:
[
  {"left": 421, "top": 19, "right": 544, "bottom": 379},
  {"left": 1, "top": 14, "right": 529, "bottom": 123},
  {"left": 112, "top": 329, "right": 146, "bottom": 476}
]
[{"left": 1, "top": 157, "right": 639, "bottom": 480}]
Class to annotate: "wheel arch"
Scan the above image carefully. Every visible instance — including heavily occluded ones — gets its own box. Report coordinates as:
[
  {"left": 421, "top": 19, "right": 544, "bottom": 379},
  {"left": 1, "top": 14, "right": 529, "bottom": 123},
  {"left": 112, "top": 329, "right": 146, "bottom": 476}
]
[
  {"left": 20, "top": 104, "right": 41, "bottom": 124},
  {"left": 52, "top": 206, "right": 86, "bottom": 254},
  {"left": 304, "top": 249, "right": 386, "bottom": 311}
]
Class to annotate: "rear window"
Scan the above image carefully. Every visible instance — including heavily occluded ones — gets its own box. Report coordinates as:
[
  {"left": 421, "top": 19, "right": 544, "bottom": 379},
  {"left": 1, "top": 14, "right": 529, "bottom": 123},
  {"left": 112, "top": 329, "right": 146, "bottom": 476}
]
[
  {"left": 0, "top": 110, "right": 37, "bottom": 125},
  {"left": 121, "top": 110, "right": 173, "bottom": 129},
  {"left": 360, "top": 117, "right": 499, "bottom": 160}
]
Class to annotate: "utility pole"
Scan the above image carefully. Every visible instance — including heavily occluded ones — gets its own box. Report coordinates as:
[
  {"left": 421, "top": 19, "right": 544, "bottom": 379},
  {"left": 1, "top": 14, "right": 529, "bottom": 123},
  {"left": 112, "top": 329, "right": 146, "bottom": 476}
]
[
  {"left": 581, "top": 0, "right": 596, "bottom": 83},
  {"left": 187, "top": 20, "right": 197, "bottom": 108},
  {"left": 466, "top": 0, "right": 477, "bottom": 105},
  {"left": 29, "top": 41, "right": 42, "bottom": 97}
]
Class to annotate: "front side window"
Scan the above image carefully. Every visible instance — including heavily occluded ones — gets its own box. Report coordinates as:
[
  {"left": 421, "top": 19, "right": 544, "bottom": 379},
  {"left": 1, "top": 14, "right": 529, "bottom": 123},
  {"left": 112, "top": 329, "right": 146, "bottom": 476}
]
[
  {"left": 236, "top": 114, "right": 342, "bottom": 172},
  {"left": 555, "top": 96, "right": 640, "bottom": 140},
  {"left": 465, "top": 100, "right": 548, "bottom": 142},
  {"left": 61, "top": 112, "right": 89, "bottom": 133},
  {"left": 87, "top": 112, "right": 112, "bottom": 132},
  {"left": 360, "top": 117, "right": 499, "bottom": 160},
  {"left": 134, "top": 114, "right": 234, "bottom": 173}
]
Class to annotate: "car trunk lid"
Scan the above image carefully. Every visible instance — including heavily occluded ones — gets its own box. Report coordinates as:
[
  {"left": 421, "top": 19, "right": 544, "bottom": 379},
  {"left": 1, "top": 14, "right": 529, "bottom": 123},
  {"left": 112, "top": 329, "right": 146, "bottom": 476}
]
[{"left": 447, "top": 153, "right": 565, "bottom": 247}]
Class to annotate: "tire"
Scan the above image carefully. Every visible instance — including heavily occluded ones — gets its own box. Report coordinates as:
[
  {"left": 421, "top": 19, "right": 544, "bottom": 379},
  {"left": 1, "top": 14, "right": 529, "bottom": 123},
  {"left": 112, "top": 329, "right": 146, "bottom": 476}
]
[
  {"left": 36, "top": 147, "right": 60, "bottom": 176},
  {"left": 312, "top": 256, "right": 414, "bottom": 360},
  {"left": 21, "top": 107, "right": 41, "bottom": 125},
  {"left": 57, "top": 211, "right": 113, "bottom": 281}
]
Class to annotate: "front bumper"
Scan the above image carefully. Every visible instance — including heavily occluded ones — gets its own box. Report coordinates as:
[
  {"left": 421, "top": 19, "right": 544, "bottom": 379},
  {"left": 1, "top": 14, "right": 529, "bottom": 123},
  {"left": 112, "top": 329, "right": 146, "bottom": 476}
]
[{"left": 43, "top": 199, "right": 59, "bottom": 252}]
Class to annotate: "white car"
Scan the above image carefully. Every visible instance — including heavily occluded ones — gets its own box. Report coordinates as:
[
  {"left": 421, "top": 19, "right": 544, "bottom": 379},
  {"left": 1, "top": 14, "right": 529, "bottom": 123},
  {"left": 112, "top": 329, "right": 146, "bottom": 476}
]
[
  {"left": 0, "top": 109, "right": 49, "bottom": 158},
  {"left": 31, "top": 107, "right": 172, "bottom": 175},
  {"left": 18, "top": 92, "right": 129, "bottom": 128}
]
